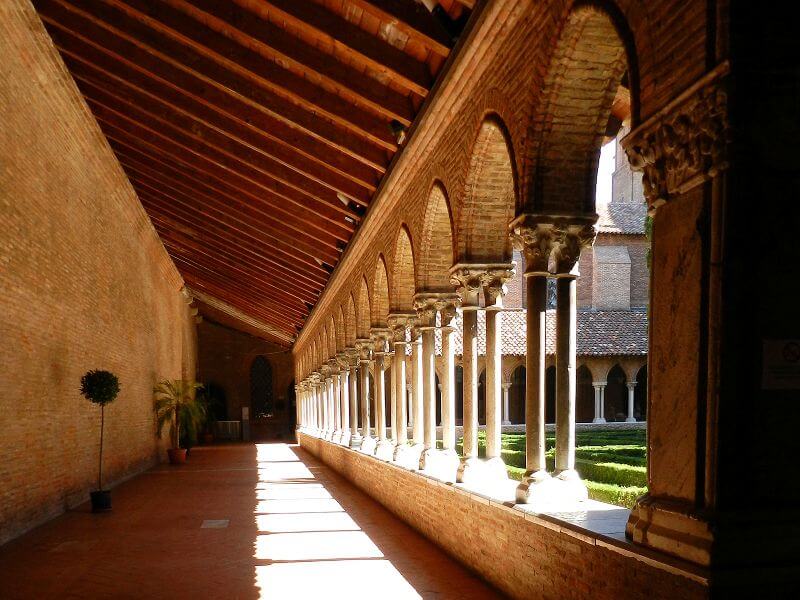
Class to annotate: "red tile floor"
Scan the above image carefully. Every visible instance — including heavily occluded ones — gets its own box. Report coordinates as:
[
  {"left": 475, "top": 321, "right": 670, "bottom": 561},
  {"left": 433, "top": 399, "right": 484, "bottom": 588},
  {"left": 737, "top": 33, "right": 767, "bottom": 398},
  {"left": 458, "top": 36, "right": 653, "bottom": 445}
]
[{"left": 0, "top": 443, "right": 506, "bottom": 599}]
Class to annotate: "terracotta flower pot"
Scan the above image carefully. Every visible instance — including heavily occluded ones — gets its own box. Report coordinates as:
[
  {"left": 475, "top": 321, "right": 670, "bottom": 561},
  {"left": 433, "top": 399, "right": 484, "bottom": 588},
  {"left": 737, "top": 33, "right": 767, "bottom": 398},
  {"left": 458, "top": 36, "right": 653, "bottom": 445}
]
[{"left": 167, "top": 448, "right": 187, "bottom": 464}]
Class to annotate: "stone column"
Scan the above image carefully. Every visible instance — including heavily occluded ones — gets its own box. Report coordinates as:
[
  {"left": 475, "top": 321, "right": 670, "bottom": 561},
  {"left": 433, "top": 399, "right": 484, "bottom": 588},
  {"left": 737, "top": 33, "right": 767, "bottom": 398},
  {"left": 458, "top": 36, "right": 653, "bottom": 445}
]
[
  {"left": 482, "top": 267, "right": 515, "bottom": 476},
  {"left": 510, "top": 218, "right": 553, "bottom": 502},
  {"left": 347, "top": 349, "right": 360, "bottom": 447},
  {"left": 626, "top": 382, "right": 637, "bottom": 422},
  {"left": 337, "top": 354, "right": 350, "bottom": 446},
  {"left": 371, "top": 328, "right": 393, "bottom": 460},
  {"left": 324, "top": 365, "right": 335, "bottom": 441},
  {"left": 439, "top": 300, "right": 457, "bottom": 455},
  {"left": 414, "top": 296, "right": 438, "bottom": 470},
  {"left": 502, "top": 382, "right": 512, "bottom": 425},
  {"left": 388, "top": 315, "right": 413, "bottom": 448},
  {"left": 406, "top": 383, "right": 413, "bottom": 427},
  {"left": 450, "top": 267, "right": 482, "bottom": 483},
  {"left": 552, "top": 218, "right": 595, "bottom": 499},
  {"left": 329, "top": 360, "right": 341, "bottom": 443},
  {"left": 355, "top": 339, "right": 375, "bottom": 454},
  {"left": 410, "top": 327, "right": 424, "bottom": 449},
  {"left": 593, "top": 382, "right": 607, "bottom": 424}
]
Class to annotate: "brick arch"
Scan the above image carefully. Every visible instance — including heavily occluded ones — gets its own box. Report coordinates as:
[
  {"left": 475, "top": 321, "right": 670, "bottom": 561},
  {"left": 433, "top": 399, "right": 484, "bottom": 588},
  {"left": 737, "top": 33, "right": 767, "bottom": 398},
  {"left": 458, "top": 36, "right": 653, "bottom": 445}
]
[
  {"left": 356, "top": 276, "right": 371, "bottom": 339},
  {"left": 391, "top": 225, "right": 416, "bottom": 311},
  {"left": 335, "top": 306, "right": 345, "bottom": 353},
  {"left": 526, "top": 3, "right": 631, "bottom": 215},
  {"left": 458, "top": 115, "right": 516, "bottom": 262},
  {"left": 417, "top": 182, "right": 455, "bottom": 291},
  {"left": 325, "top": 321, "right": 335, "bottom": 361},
  {"left": 345, "top": 292, "right": 357, "bottom": 347},
  {"left": 371, "top": 255, "right": 390, "bottom": 327}
]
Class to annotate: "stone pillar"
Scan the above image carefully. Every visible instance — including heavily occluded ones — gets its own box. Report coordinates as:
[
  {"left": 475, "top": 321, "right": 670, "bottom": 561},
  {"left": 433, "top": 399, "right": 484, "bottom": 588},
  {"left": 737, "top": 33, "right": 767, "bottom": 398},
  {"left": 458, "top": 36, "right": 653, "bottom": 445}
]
[
  {"left": 626, "top": 382, "right": 636, "bottom": 422},
  {"left": 483, "top": 268, "right": 514, "bottom": 473},
  {"left": 355, "top": 339, "right": 374, "bottom": 454},
  {"left": 551, "top": 218, "right": 596, "bottom": 499},
  {"left": 325, "top": 365, "right": 336, "bottom": 441},
  {"left": 406, "top": 383, "right": 413, "bottom": 427},
  {"left": 320, "top": 366, "right": 330, "bottom": 439},
  {"left": 414, "top": 296, "right": 437, "bottom": 470},
  {"left": 329, "top": 360, "right": 341, "bottom": 443},
  {"left": 347, "top": 349, "right": 360, "bottom": 447},
  {"left": 337, "top": 354, "right": 350, "bottom": 446},
  {"left": 371, "top": 329, "right": 393, "bottom": 460},
  {"left": 439, "top": 301, "right": 457, "bottom": 455},
  {"left": 510, "top": 218, "right": 553, "bottom": 502},
  {"left": 502, "top": 382, "right": 512, "bottom": 425},
  {"left": 450, "top": 267, "right": 481, "bottom": 483},
  {"left": 388, "top": 315, "right": 413, "bottom": 453},
  {"left": 593, "top": 382, "right": 607, "bottom": 424},
  {"left": 410, "top": 327, "right": 424, "bottom": 448}
]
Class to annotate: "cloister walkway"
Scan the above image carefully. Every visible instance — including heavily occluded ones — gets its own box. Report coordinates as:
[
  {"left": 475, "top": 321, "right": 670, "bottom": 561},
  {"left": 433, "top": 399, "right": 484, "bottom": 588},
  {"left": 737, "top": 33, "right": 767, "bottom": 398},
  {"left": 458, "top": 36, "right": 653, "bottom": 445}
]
[{"left": 0, "top": 443, "right": 505, "bottom": 599}]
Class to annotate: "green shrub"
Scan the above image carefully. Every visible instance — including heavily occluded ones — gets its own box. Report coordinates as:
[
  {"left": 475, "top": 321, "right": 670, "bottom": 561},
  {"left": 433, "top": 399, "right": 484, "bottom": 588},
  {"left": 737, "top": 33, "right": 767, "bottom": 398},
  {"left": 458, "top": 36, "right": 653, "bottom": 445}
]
[
  {"left": 575, "top": 460, "right": 647, "bottom": 487},
  {"left": 585, "top": 481, "right": 646, "bottom": 509}
]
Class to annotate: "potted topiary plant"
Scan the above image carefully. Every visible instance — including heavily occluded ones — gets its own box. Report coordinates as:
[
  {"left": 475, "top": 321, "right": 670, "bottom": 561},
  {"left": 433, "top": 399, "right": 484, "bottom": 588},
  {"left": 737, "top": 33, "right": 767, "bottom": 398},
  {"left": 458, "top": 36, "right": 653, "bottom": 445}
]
[
  {"left": 153, "top": 379, "right": 205, "bottom": 464},
  {"left": 80, "top": 369, "right": 120, "bottom": 512}
]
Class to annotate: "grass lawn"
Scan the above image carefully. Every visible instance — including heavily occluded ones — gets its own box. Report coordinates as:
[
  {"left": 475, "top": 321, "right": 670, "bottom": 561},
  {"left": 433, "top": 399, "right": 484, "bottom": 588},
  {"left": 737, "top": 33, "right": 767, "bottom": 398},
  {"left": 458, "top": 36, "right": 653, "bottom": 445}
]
[{"left": 454, "top": 428, "right": 647, "bottom": 508}]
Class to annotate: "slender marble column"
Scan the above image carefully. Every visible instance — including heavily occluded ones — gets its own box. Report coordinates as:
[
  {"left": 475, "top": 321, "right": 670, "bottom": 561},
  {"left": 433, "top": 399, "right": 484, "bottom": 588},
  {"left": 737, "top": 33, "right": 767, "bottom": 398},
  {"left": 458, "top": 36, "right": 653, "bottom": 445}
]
[
  {"left": 338, "top": 354, "right": 350, "bottom": 445},
  {"left": 555, "top": 273, "right": 577, "bottom": 475},
  {"left": 371, "top": 329, "right": 393, "bottom": 459},
  {"left": 482, "top": 268, "right": 514, "bottom": 463},
  {"left": 347, "top": 349, "right": 360, "bottom": 446},
  {"left": 414, "top": 297, "right": 437, "bottom": 469},
  {"left": 626, "top": 382, "right": 637, "bottom": 422},
  {"left": 502, "top": 382, "right": 512, "bottom": 425},
  {"left": 355, "top": 339, "right": 374, "bottom": 452},
  {"left": 439, "top": 302, "right": 457, "bottom": 453},
  {"left": 329, "top": 360, "right": 341, "bottom": 442},
  {"left": 593, "top": 382, "right": 607, "bottom": 423},
  {"left": 392, "top": 331, "right": 408, "bottom": 445},
  {"left": 410, "top": 332, "right": 424, "bottom": 446},
  {"left": 510, "top": 219, "right": 553, "bottom": 501}
]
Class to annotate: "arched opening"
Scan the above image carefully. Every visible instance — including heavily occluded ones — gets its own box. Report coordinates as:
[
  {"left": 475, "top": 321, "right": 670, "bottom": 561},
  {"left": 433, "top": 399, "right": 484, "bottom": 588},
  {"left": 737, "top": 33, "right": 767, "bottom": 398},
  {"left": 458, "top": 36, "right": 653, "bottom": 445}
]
[
  {"left": 372, "top": 256, "right": 390, "bottom": 327},
  {"left": 576, "top": 364, "right": 594, "bottom": 423},
  {"left": 356, "top": 276, "right": 371, "bottom": 339},
  {"left": 545, "top": 366, "right": 556, "bottom": 424},
  {"left": 509, "top": 366, "right": 526, "bottom": 425},
  {"left": 286, "top": 380, "right": 296, "bottom": 430},
  {"left": 455, "top": 365, "right": 464, "bottom": 425},
  {"left": 250, "top": 356, "right": 274, "bottom": 419},
  {"left": 478, "top": 369, "right": 486, "bottom": 426},
  {"left": 604, "top": 364, "right": 628, "bottom": 422},
  {"left": 459, "top": 116, "right": 516, "bottom": 262},
  {"left": 391, "top": 225, "right": 416, "bottom": 312},
  {"left": 417, "top": 183, "right": 454, "bottom": 292},
  {"left": 635, "top": 364, "right": 647, "bottom": 421}
]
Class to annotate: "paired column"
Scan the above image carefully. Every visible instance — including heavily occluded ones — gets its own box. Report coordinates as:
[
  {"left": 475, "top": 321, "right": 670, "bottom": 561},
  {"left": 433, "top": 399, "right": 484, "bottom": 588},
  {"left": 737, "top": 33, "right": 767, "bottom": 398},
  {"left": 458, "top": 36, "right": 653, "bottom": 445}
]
[
  {"left": 593, "top": 381, "right": 607, "bottom": 423},
  {"left": 451, "top": 264, "right": 514, "bottom": 483},
  {"left": 502, "top": 382, "right": 512, "bottom": 425},
  {"left": 413, "top": 296, "right": 438, "bottom": 469},
  {"left": 328, "top": 359, "right": 341, "bottom": 442},
  {"left": 511, "top": 215, "right": 595, "bottom": 502},
  {"left": 409, "top": 327, "right": 424, "bottom": 448},
  {"left": 337, "top": 353, "right": 350, "bottom": 445},
  {"left": 438, "top": 300, "right": 458, "bottom": 455},
  {"left": 371, "top": 329, "right": 393, "bottom": 459}
]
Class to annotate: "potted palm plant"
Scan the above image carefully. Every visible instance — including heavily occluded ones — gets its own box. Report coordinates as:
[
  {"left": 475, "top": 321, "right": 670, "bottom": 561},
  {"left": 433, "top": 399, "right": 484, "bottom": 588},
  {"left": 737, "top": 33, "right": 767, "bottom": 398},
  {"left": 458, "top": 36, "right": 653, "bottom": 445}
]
[
  {"left": 80, "top": 369, "right": 120, "bottom": 512},
  {"left": 153, "top": 379, "right": 205, "bottom": 464}
]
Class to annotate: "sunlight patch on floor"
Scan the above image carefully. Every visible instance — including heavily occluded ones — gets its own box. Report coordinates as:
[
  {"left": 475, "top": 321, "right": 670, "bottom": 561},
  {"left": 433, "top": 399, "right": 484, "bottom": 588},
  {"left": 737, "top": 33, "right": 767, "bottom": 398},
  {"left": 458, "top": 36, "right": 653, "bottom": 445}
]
[{"left": 253, "top": 443, "right": 420, "bottom": 599}]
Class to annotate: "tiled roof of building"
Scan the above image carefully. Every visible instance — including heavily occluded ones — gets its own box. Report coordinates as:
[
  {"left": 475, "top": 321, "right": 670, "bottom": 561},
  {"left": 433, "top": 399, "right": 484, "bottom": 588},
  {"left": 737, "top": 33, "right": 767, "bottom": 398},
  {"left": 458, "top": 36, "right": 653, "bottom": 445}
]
[
  {"left": 435, "top": 309, "right": 648, "bottom": 357},
  {"left": 597, "top": 202, "right": 648, "bottom": 235}
]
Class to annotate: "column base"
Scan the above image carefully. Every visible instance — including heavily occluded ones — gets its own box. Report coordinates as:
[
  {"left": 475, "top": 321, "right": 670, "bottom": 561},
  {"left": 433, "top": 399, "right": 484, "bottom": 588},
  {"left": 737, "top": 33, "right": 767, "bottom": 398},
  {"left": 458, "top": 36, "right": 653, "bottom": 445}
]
[
  {"left": 502, "top": 420, "right": 512, "bottom": 425},
  {"left": 592, "top": 418, "right": 607, "bottom": 424},
  {"left": 515, "top": 469, "right": 552, "bottom": 503},
  {"left": 626, "top": 495, "right": 713, "bottom": 567},
  {"left": 393, "top": 443, "right": 423, "bottom": 469},
  {"left": 420, "top": 448, "right": 459, "bottom": 482},
  {"left": 456, "top": 456, "right": 509, "bottom": 488},
  {"left": 359, "top": 436, "right": 377, "bottom": 455},
  {"left": 332, "top": 429, "right": 343, "bottom": 444},
  {"left": 324, "top": 429, "right": 335, "bottom": 441},
  {"left": 625, "top": 417, "right": 637, "bottom": 423},
  {"left": 516, "top": 469, "right": 588, "bottom": 506},
  {"left": 375, "top": 439, "right": 396, "bottom": 461},
  {"left": 340, "top": 431, "right": 351, "bottom": 447},
  {"left": 349, "top": 432, "right": 362, "bottom": 449}
]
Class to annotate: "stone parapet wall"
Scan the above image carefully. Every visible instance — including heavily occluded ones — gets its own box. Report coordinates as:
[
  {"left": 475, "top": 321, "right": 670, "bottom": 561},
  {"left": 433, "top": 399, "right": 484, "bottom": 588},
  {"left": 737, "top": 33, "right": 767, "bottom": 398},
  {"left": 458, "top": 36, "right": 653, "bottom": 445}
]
[{"left": 298, "top": 433, "right": 707, "bottom": 600}]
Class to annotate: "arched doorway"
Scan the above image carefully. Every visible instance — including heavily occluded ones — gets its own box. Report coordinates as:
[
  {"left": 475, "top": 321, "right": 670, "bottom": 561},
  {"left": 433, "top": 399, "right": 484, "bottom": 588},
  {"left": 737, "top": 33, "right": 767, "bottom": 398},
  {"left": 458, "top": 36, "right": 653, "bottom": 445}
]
[
  {"left": 605, "top": 364, "right": 627, "bottom": 422},
  {"left": 576, "top": 365, "right": 594, "bottom": 423},
  {"left": 510, "top": 365, "right": 525, "bottom": 425}
]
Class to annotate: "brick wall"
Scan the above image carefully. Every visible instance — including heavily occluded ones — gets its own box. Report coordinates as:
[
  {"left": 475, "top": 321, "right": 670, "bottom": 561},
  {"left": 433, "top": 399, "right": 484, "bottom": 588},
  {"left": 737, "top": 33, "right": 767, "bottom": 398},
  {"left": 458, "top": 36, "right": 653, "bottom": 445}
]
[
  {"left": 0, "top": 0, "right": 195, "bottom": 545},
  {"left": 299, "top": 435, "right": 708, "bottom": 600},
  {"left": 197, "top": 320, "right": 295, "bottom": 441}
]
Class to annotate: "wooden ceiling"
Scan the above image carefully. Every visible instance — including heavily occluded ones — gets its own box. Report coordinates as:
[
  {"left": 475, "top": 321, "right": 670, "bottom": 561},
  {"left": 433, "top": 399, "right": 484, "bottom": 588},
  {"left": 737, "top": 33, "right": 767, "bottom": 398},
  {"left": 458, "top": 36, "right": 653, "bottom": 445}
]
[{"left": 34, "top": 0, "right": 473, "bottom": 345}]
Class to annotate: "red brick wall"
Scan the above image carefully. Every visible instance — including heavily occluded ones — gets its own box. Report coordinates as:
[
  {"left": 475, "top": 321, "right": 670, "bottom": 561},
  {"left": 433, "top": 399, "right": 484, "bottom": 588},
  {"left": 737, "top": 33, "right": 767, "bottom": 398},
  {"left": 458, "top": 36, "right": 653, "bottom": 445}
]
[
  {"left": 197, "top": 320, "right": 295, "bottom": 441},
  {"left": 300, "top": 435, "right": 708, "bottom": 600},
  {"left": 0, "top": 0, "right": 196, "bottom": 545}
]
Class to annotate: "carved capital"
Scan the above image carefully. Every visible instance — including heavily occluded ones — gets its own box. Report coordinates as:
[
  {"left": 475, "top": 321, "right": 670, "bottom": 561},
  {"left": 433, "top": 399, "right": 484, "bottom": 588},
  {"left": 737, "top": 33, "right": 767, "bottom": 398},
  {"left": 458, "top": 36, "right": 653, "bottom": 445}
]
[
  {"left": 623, "top": 63, "right": 730, "bottom": 211},
  {"left": 509, "top": 216, "right": 556, "bottom": 274},
  {"left": 480, "top": 264, "right": 515, "bottom": 308},
  {"left": 413, "top": 293, "right": 439, "bottom": 328},
  {"left": 355, "top": 338, "right": 372, "bottom": 361},
  {"left": 320, "top": 364, "right": 331, "bottom": 379},
  {"left": 449, "top": 265, "right": 483, "bottom": 307},
  {"left": 551, "top": 218, "right": 597, "bottom": 274},
  {"left": 387, "top": 312, "right": 414, "bottom": 343},
  {"left": 369, "top": 328, "right": 391, "bottom": 354},
  {"left": 345, "top": 347, "right": 359, "bottom": 368},
  {"left": 434, "top": 297, "right": 459, "bottom": 328}
]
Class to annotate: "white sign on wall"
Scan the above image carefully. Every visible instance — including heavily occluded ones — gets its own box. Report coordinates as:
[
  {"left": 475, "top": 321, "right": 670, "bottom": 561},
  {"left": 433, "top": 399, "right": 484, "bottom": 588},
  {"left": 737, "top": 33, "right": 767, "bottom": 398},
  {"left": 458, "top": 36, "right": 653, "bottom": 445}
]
[{"left": 762, "top": 339, "right": 800, "bottom": 390}]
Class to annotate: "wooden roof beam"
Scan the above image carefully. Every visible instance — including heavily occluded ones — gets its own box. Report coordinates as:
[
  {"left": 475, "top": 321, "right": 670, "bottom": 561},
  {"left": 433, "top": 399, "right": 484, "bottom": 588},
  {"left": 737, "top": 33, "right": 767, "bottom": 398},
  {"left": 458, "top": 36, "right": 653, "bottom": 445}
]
[
  {"left": 37, "top": 0, "right": 391, "bottom": 171},
  {"left": 171, "top": 0, "right": 415, "bottom": 125},
  {"left": 237, "top": 0, "right": 432, "bottom": 97}
]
